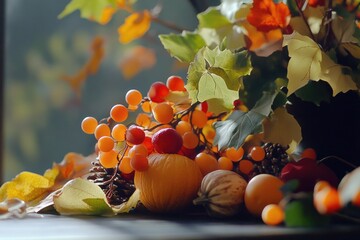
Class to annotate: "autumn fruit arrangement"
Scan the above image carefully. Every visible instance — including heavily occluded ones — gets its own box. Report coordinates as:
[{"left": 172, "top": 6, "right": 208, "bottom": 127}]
[{"left": 1, "top": 0, "right": 360, "bottom": 228}]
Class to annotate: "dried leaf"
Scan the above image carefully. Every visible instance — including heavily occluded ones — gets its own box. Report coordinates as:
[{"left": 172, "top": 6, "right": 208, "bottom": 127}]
[
  {"left": 0, "top": 172, "right": 54, "bottom": 204},
  {"left": 319, "top": 52, "right": 358, "bottom": 96},
  {"left": 263, "top": 107, "right": 302, "bottom": 147},
  {"left": 50, "top": 152, "right": 96, "bottom": 189},
  {"left": 62, "top": 37, "right": 104, "bottom": 97},
  {"left": 247, "top": 0, "right": 290, "bottom": 32},
  {"left": 112, "top": 189, "right": 140, "bottom": 214},
  {"left": 0, "top": 152, "right": 95, "bottom": 211},
  {"left": 118, "top": 10, "right": 152, "bottom": 44},
  {"left": 119, "top": 46, "right": 156, "bottom": 79},
  {"left": 53, "top": 178, "right": 113, "bottom": 216},
  {"left": 99, "top": 6, "right": 117, "bottom": 25},
  {"left": 332, "top": 16, "right": 358, "bottom": 44}
]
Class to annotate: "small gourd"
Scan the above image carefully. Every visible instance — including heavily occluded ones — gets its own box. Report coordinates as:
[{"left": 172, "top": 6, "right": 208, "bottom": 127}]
[
  {"left": 193, "top": 169, "right": 247, "bottom": 217},
  {"left": 134, "top": 153, "right": 202, "bottom": 213}
]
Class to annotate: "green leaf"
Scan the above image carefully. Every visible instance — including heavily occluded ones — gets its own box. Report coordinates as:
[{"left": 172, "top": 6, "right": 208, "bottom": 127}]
[
  {"left": 252, "top": 90, "right": 278, "bottom": 116},
  {"left": 213, "top": 110, "right": 264, "bottom": 150},
  {"left": 197, "top": 72, "right": 239, "bottom": 109},
  {"left": 159, "top": 32, "right": 206, "bottom": 63},
  {"left": 197, "top": 7, "right": 231, "bottom": 29},
  {"left": 186, "top": 47, "right": 252, "bottom": 112},
  {"left": 285, "top": 197, "right": 330, "bottom": 227},
  {"left": 53, "top": 178, "right": 113, "bottom": 216},
  {"left": 295, "top": 80, "right": 331, "bottom": 106},
  {"left": 58, "top": 0, "right": 116, "bottom": 22}
]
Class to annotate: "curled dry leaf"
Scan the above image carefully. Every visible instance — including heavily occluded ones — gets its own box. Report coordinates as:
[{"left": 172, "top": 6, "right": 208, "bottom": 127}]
[
  {"left": 118, "top": 10, "right": 152, "bottom": 44},
  {"left": 262, "top": 107, "right": 302, "bottom": 147},
  {"left": 119, "top": 46, "right": 156, "bottom": 79},
  {"left": 62, "top": 37, "right": 105, "bottom": 97},
  {"left": 0, "top": 152, "right": 95, "bottom": 209}
]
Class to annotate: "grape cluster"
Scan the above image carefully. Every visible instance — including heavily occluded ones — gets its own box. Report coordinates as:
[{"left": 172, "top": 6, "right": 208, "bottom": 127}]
[
  {"left": 80, "top": 75, "right": 264, "bottom": 203},
  {"left": 250, "top": 143, "right": 290, "bottom": 178}
]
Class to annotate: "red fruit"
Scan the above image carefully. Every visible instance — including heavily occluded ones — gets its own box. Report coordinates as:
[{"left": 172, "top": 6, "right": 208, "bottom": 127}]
[
  {"left": 147, "top": 82, "right": 169, "bottom": 103},
  {"left": 200, "top": 101, "right": 208, "bottom": 113},
  {"left": 152, "top": 128, "right": 183, "bottom": 154},
  {"left": 179, "top": 146, "right": 197, "bottom": 159},
  {"left": 280, "top": 158, "right": 339, "bottom": 192},
  {"left": 166, "top": 76, "right": 186, "bottom": 91},
  {"left": 126, "top": 125, "right": 145, "bottom": 145}
]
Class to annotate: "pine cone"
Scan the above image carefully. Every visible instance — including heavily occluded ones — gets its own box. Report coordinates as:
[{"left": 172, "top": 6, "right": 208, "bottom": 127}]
[
  {"left": 87, "top": 161, "right": 135, "bottom": 206},
  {"left": 250, "top": 143, "right": 289, "bottom": 178}
]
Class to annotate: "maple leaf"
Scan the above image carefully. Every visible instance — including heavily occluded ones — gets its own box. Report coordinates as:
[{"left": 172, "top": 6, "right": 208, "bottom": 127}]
[
  {"left": 247, "top": 0, "right": 291, "bottom": 32},
  {"left": 262, "top": 107, "right": 302, "bottom": 147},
  {"left": 283, "top": 33, "right": 322, "bottom": 95},
  {"left": 119, "top": 46, "right": 156, "bottom": 79},
  {"left": 118, "top": 10, "right": 152, "bottom": 44},
  {"left": 284, "top": 32, "right": 357, "bottom": 96},
  {"left": 319, "top": 52, "right": 357, "bottom": 96},
  {"left": 58, "top": 0, "right": 117, "bottom": 23},
  {"left": 62, "top": 36, "right": 104, "bottom": 98},
  {"left": 0, "top": 152, "right": 95, "bottom": 207}
]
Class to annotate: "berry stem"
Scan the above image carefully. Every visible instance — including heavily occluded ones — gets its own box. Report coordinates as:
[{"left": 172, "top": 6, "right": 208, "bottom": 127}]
[{"left": 317, "top": 156, "right": 358, "bottom": 169}]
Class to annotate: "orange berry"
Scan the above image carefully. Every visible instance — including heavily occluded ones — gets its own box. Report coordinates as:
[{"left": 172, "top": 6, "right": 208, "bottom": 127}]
[
  {"left": 97, "top": 136, "right": 115, "bottom": 152},
  {"left": 218, "top": 157, "right": 233, "bottom": 170},
  {"left": 81, "top": 117, "right": 98, "bottom": 134},
  {"left": 262, "top": 204, "right": 284, "bottom": 226},
  {"left": 94, "top": 123, "right": 111, "bottom": 140},
  {"left": 238, "top": 159, "right": 254, "bottom": 175},
  {"left": 250, "top": 146, "right": 265, "bottom": 161},
  {"left": 225, "top": 147, "right": 244, "bottom": 162},
  {"left": 314, "top": 186, "right": 341, "bottom": 214}
]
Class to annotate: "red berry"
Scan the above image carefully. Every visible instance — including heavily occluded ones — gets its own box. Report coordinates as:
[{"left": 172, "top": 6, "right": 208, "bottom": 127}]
[
  {"left": 152, "top": 128, "right": 183, "bottom": 154},
  {"left": 166, "top": 75, "right": 186, "bottom": 91},
  {"left": 126, "top": 125, "right": 145, "bottom": 145},
  {"left": 147, "top": 82, "right": 169, "bottom": 103}
]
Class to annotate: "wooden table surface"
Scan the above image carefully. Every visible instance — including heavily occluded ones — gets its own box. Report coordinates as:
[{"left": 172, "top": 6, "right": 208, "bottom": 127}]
[{"left": 0, "top": 213, "right": 359, "bottom": 240}]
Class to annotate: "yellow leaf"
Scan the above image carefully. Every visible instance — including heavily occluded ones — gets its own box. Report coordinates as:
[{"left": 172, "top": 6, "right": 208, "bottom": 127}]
[
  {"left": 283, "top": 32, "right": 322, "bottom": 95},
  {"left": 118, "top": 10, "right": 152, "bottom": 44},
  {"left": 119, "top": 46, "right": 156, "bottom": 79},
  {"left": 263, "top": 107, "right": 302, "bottom": 147},
  {"left": 319, "top": 52, "right": 357, "bottom": 96},
  {"left": 99, "top": 6, "right": 117, "bottom": 25},
  {"left": 53, "top": 178, "right": 113, "bottom": 216},
  {"left": 112, "top": 189, "right": 140, "bottom": 214},
  {"left": 0, "top": 172, "right": 53, "bottom": 203}
]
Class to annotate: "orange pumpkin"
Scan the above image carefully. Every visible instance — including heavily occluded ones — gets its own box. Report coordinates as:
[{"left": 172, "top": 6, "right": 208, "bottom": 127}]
[{"left": 134, "top": 153, "right": 203, "bottom": 213}]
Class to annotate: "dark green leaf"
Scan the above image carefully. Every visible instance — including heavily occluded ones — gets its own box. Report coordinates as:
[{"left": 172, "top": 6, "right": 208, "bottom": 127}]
[
  {"left": 159, "top": 32, "right": 206, "bottom": 63},
  {"left": 295, "top": 81, "right": 331, "bottom": 106},
  {"left": 285, "top": 197, "right": 330, "bottom": 227},
  {"left": 252, "top": 90, "right": 278, "bottom": 116},
  {"left": 213, "top": 110, "right": 264, "bottom": 150}
]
